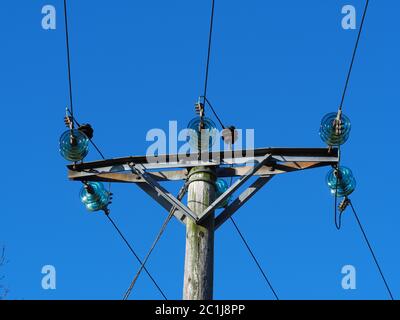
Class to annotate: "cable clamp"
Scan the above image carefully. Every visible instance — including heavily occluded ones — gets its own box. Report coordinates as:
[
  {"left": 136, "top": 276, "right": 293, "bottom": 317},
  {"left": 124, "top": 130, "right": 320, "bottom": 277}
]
[{"left": 339, "top": 197, "right": 351, "bottom": 213}]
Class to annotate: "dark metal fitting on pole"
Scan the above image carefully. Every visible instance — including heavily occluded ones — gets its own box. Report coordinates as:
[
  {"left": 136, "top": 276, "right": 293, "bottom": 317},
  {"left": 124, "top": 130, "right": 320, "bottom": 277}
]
[
  {"left": 187, "top": 166, "right": 216, "bottom": 188},
  {"left": 222, "top": 126, "right": 238, "bottom": 145},
  {"left": 195, "top": 100, "right": 205, "bottom": 118},
  {"left": 78, "top": 123, "right": 94, "bottom": 140},
  {"left": 83, "top": 182, "right": 94, "bottom": 194},
  {"left": 339, "top": 197, "right": 351, "bottom": 213},
  {"left": 334, "top": 168, "right": 343, "bottom": 180},
  {"left": 64, "top": 115, "right": 74, "bottom": 129},
  {"left": 334, "top": 109, "right": 343, "bottom": 136}
]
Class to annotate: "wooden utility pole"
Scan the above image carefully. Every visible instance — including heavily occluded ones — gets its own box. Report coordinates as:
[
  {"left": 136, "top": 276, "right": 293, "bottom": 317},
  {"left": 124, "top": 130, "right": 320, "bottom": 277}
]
[{"left": 183, "top": 167, "right": 216, "bottom": 300}]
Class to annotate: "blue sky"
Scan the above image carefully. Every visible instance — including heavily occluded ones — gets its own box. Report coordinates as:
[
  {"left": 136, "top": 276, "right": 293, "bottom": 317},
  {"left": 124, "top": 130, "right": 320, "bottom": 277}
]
[{"left": 0, "top": 0, "right": 399, "bottom": 300}]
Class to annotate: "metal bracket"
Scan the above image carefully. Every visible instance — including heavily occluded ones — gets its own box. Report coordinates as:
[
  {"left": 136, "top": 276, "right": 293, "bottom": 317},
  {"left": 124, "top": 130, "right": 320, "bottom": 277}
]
[
  {"left": 197, "top": 154, "right": 272, "bottom": 222},
  {"left": 215, "top": 175, "right": 273, "bottom": 230},
  {"left": 130, "top": 163, "right": 198, "bottom": 222},
  {"left": 134, "top": 183, "right": 187, "bottom": 224}
]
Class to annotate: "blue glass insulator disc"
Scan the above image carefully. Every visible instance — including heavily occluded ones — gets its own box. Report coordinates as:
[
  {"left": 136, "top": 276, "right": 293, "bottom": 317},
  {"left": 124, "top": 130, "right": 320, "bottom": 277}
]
[
  {"left": 215, "top": 178, "right": 231, "bottom": 208},
  {"left": 187, "top": 117, "right": 218, "bottom": 152},
  {"left": 319, "top": 112, "right": 351, "bottom": 146},
  {"left": 326, "top": 166, "right": 356, "bottom": 198},
  {"left": 59, "top": 129, "right": 89, "bottom": 162},
  {"left": 80, "top": 182, "right": 110, "bottom": 212}
]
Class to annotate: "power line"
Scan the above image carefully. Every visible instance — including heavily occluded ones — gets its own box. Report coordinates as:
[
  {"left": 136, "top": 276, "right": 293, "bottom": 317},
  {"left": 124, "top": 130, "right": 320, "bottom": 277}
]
[
  {"left": 332, "top": 0, "right": 394, "bottom": 300},
  {"left": 200, "top": 0, "right": 277, "bottom": 298},
  {"left": 63, "top": 0, "right": 75, "bottom": 123},
  {"left": 339, "top": 0, "right": 370, "bottom": 111},
  {"left": 106, "top": 214, "right": 168, "bottom": 300},
  {"left": 63, "top": 1, "right": 106, "bottom": 160},
  {"left": 123, "top": 183, "right": 188, "bottom": 300},
  {"left": 230, "top": 217, "right": 279, "bottom": 300},
  {"left": 201, "top": 0, "right": 227, "bottom": 129},
  {"left": 225, "top": 144, "right": 278, "bottom": 299},
  {"left": 199, "top": 0, "right": 226, "bottom": 129},
  {"left": 203, "top": 96, "right": 225, "bottom": 129},
  {"left": 123, "top": 213, "right": 173, "bottom": 300},
  {"left": 203, "top": 0, "right": 216, "bottom": 102},
  {"left": 62, "top": 4, "right": 164, "bottom": 297},
  {"left": 348, "top": 200, "right": 394, "bottom": 300},
  {"left": 333, "top": 152, "right": 344, "bottom": 230}
]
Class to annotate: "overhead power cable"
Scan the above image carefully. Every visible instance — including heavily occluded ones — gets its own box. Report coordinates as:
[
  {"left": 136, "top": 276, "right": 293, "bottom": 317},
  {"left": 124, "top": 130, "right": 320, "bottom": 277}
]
[
  {"left": 107, "top": 214, "right": 168, "bottom": 300},
  {"left": 348, "top": 201, "right": 394, "bottom": 300},
  {"left": 225, "top": 144, "right": 278, "bottom": 300},
  {"left": 203, "top": 96, "right": 225, "bottom": 129},
  {"left": 63, "top": 0, "right": 106, "bottom": 160},
  {"left": 334, "top": 161, "right": 344, "bottom": 230},
  {"left": 123, "top": 183, "right": 188, "bottom": 300},
  {"left": 330, "top": 0, "right": 394, "bottom": 299},
  {"left": 230, "top": 217, "right": 279, "bottom": 300},
  {"left": 61, "top": 6, "right": 164, "bottom": 294},
  {"left": 199, "top": 0, "right": 226, "bottom": 130},
  {"left": 63, "top": 0, "right": 75, "bottom": 125},
  {"left": 203, "top": 0, "right": 216, "bottom": 103},
  {"left": 333, "top": 0, "right": 369, "bottom": 228},
  {"left": 339, "top": 0, "right": 370, "bottom": 111}
]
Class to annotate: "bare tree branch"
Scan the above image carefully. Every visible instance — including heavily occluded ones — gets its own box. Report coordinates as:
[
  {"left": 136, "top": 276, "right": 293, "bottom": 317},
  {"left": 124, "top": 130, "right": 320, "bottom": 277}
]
[{"left": 0, "top": 245, "right": 9, "bottom": 300}]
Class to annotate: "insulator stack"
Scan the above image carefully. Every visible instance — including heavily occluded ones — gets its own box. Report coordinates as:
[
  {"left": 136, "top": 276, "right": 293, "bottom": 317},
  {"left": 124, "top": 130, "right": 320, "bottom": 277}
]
[
  {"left": 215, "top": 178, "right": 231, "bottom": 208},
  {"left": 80, "top": 182, "right": 111, "bottom": 212},
  {"left": 319, "top": 112, "right": 351, "bottom": 146},
  {"left": 187, "top": 116, "right": 218, "bottom": 152},
  {"left": 326, "top": 166, "right": 356, "bottom": 198},
  {"left": 64, "top": 116, "right": 74, "bottom": 129},
  {"left": 59, "top": 129, "right": 89, "bottom": 162},
  {"left": 195, "top": 102, "right": 205, "bottom": 117}
]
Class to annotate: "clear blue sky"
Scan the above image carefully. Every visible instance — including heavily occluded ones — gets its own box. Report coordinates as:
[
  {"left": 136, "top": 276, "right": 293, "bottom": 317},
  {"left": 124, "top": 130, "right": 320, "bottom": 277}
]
[{"left": 0, "top": 0, "right": 399, "bottom": 300}]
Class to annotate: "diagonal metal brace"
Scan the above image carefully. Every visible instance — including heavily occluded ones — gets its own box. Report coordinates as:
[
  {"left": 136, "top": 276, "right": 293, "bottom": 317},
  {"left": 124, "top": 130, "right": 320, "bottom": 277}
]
[
  {"left": 130, "top": 163, "right": 198, "bottom": 222},
  {"left": 135, "top": 183, "right": 187, "bottom": 224},
  {"left": 197, "top": 154, "right": 272, "bottom": 222},
  {"left": 215, "top": 175, "right": 273, "bottom": 230}
]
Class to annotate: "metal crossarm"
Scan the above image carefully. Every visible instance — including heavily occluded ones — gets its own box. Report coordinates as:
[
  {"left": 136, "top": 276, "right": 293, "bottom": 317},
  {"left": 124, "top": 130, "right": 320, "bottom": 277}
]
[
  {"left": 67, "top": 147, "right": 339, "bottom": 174},
  {"left": 66, "top": 147, "right": 339, "bottom": 226}
]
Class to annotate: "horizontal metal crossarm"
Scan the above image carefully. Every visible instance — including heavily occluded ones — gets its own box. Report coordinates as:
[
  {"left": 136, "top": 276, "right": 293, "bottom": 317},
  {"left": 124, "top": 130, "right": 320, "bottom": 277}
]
[
  {"left": 215, "top": 175, "right": 274, "bottom": 230},
  {"left": 197, "top": 154, "right": 272, "bottom": 222},
  {"left": 68, "top": 160, "right": 335, "bottom": 183},
  {"left": 68, "top": 169, "right": 189, "bottom": 183},
  {"left": 130, "top": 164, "right": 198, "bottom": 222},
  {"left": 67, "top": 148, "right": 338, "bottom": 181}
]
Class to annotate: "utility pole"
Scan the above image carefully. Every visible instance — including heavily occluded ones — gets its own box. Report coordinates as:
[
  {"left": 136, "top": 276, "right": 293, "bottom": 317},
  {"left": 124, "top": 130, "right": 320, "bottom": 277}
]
[
  {"left": 67, "top": 147, "right": 339, "bottom": 300},
  {"left": 183, "top": 167, "right": 216, "bottom": 300}
]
